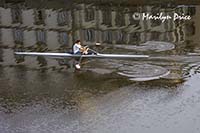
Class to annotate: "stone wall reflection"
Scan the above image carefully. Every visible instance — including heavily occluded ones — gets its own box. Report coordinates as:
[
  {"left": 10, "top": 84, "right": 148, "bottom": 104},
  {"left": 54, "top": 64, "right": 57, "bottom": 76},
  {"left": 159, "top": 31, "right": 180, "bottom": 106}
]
[{"left": 0, "top": 1, "right": 199, "bottom": 65}]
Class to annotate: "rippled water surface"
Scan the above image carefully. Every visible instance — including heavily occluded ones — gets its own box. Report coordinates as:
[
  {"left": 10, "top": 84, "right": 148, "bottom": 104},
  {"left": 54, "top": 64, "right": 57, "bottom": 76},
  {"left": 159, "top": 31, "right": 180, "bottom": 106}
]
[{"left": 1, "top": 1, "right": 200, "bottom": 133}]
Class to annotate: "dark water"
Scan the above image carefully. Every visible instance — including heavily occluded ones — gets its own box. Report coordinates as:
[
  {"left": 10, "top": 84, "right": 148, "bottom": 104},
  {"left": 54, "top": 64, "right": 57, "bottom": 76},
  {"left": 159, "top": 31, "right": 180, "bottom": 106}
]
[{"left": 1, "top": 1, "right": 200, "bottom": 133}]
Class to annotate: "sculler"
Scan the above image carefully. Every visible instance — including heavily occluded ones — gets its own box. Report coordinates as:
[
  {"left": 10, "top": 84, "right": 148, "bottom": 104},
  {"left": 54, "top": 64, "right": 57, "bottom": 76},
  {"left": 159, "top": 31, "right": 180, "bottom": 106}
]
[{"left": 72, "top": 40, "right": 89, "bottom": 69}]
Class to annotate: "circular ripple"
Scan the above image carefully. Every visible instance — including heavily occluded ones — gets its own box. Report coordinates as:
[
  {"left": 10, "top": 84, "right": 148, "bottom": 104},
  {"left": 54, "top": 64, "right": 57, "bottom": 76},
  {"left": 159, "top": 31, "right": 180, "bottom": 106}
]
[
  {"left": 118, "top": 63, "right": 170, "bottom": 81},
  {"left": 115, "top": 41, "right": 175, "bottom": 52}
]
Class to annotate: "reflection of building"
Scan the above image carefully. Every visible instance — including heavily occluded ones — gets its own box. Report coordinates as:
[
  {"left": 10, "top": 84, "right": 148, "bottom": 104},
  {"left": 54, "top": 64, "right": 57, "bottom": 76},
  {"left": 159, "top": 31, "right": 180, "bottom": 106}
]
[
  {"left": 188, "top": 6, "right": 200, "bottom": 42},
  {"left": 0, "top": 6, "right": 72, "bottom": 48},
  {"left": 0, "top": 2, "right": 198, "bottom": 48},
  {"left": 0, "top": 1, "right": 199, "bottom": 67}
]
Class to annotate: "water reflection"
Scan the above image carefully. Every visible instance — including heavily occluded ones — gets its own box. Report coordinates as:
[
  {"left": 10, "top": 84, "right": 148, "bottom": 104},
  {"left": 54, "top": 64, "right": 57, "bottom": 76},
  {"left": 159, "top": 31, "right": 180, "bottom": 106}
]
[
  {"left": 0, "top": 3, "right": 198, "bottom": 47},
  {"left": 0, "top": 2, "right": 199, "bottom": 80},
  {"left": 0, "top": 0, "right": 200, "bottom": 105},
  {"left": 1, "top": 1, "right": 200, "bottom": 133}
]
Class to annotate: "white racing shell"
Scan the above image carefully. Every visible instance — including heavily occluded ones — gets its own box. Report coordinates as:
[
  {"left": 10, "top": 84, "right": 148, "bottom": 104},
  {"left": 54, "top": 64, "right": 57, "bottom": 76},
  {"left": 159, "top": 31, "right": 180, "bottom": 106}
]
[{"left": 15, "top": 52, "right": 149, "bottom": 59}]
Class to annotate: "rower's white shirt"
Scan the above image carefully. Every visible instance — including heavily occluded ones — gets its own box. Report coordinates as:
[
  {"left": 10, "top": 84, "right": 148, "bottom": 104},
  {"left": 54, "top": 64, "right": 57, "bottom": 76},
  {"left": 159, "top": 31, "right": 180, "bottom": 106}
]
[{"left": 73, "top": 43, "right": 81, "bottom": 54}]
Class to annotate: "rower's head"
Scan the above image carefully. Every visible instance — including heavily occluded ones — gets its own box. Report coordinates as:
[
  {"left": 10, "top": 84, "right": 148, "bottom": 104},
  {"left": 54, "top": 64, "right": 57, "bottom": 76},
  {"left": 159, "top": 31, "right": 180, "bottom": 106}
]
[{"left": 75, "top": 40, "right": 81, "bottom": 45}]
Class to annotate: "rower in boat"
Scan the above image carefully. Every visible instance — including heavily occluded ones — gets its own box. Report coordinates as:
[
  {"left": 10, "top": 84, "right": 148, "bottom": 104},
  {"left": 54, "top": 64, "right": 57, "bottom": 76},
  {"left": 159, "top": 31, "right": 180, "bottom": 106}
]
[
  {"left": 72, "top": 40, "right": 89, "bottom": 69},
  {"left": 73, "top": 40, "right": 89, "bottom": 55},
  {"left": 14, "top": 42, "right": 150, "bottom": 70}
]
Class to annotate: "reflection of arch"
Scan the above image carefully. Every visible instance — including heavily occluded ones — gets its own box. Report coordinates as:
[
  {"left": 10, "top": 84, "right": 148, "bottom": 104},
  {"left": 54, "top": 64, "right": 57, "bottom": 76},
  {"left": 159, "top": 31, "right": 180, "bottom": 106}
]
[
  {"left": 102, "top": 9, "right": 112, "bottom": 26},
  {"left": 150, "top": 31, "right": 161, "bottom": 41},
  {"left": 83, "top": 29, "right": 95, "bottom": 42},
  {"left": 102, "top": 30, "right": 113, "bottom": 43},
  {"left": 13, "top": 28, "right": 24, "bottom": 44},
  {"left": 115, "top": 11, "right": 125, "bottom": 27},
  {"left": 115, "top": 30, "right": 127, "bottom": 44},
  {"left": 34, "top": 9, "right": 46, "bottom": 25},
  {"left": 85, "top": 8, "right": 95, "bottom": 22},
  {"left": 129, "top": 32, "right": 140, "bottom": 43},
  {"left": 58, "top": 31, "right": 68, "bottom": 46},
  {"left": 185, "top": 21, "right": 195, "bottom": 36},
  {"left": 11, "top": 7, "right": 22, "bottom": 24},
  {"left": 57, "top": 10, "right": 69, "bottom": 26},
  {"left": 36, "top": 29, "right": 46, "bottom": 45}
]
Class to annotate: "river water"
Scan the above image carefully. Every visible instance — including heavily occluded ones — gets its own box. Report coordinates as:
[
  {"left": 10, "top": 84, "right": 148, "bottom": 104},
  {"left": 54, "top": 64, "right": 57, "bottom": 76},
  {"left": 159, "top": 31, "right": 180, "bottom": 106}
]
[{"left": 0, "top": 1, "right": 200, "bottom": 133}]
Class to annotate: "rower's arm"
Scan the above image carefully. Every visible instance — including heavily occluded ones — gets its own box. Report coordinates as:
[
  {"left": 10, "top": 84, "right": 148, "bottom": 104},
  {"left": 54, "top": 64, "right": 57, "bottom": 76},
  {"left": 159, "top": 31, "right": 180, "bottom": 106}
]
[
  {"left": 80, "top": 47, "right": 84, "bottom": 52},
  {"left": 80, "top": 46, "right": 88, "bottom": 52}
]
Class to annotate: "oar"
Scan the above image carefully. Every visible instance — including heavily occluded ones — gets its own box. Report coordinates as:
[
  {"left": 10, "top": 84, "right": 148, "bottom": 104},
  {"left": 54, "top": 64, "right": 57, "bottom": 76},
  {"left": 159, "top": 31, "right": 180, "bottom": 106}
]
[
  {"left": 88, "top": 48, "right": 99, "bottom": 54},
  {"left": 77, "top": 47, "right": 98, "bottom": 68},
  {"left": 78, "top": 54, "right": 83, "bottom": 64}
]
